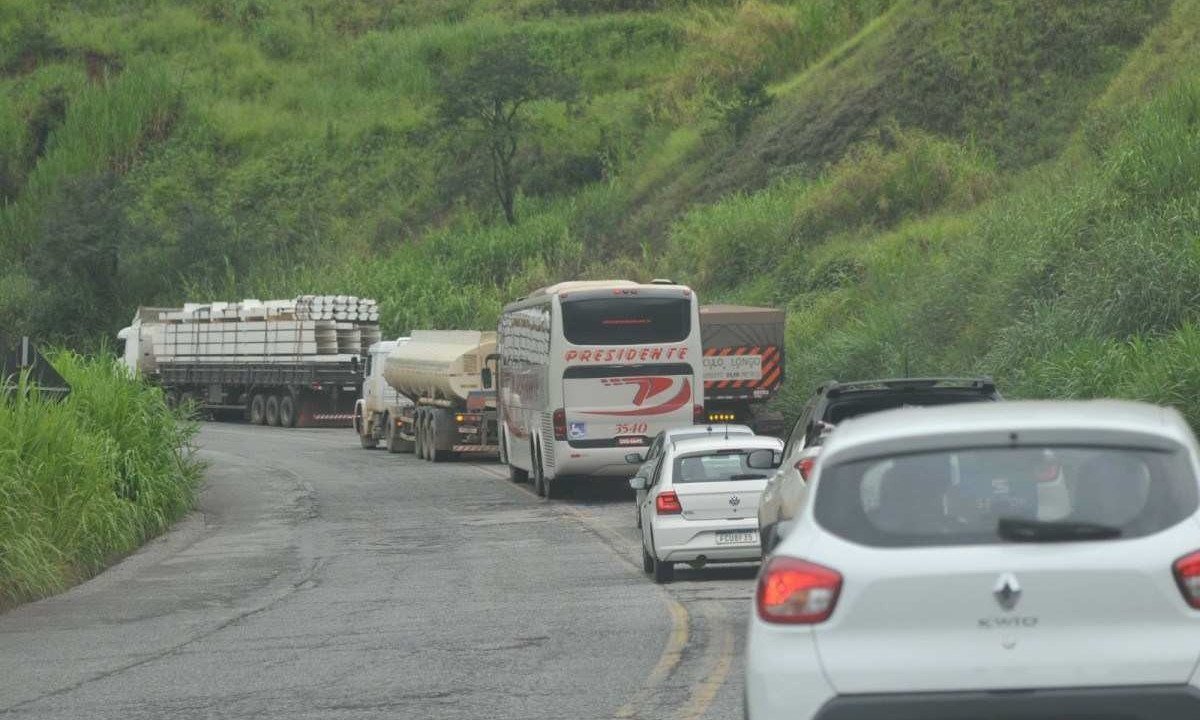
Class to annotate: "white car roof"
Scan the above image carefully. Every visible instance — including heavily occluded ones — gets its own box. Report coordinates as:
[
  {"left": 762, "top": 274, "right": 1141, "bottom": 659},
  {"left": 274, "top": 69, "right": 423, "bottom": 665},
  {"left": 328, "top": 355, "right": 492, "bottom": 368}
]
[
  {"left": 820, "top": 399, "right": 1194, "bottom": 466},
  {"left": 662, "top": 424, "right": 753, "bottom": 440},
  {"left": 669, "top": 434, "right": 783, "bottom": 457}
]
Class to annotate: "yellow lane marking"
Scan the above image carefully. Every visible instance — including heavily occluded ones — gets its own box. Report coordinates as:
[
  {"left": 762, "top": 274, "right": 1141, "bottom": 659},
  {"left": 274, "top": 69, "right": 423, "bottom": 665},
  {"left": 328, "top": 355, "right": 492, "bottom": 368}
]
[
  {"left": 614, "top": 598, "right": 689, "bottom": 719},
  {"left": 673, "top": 601, "right": 735, "bottom": 720}
]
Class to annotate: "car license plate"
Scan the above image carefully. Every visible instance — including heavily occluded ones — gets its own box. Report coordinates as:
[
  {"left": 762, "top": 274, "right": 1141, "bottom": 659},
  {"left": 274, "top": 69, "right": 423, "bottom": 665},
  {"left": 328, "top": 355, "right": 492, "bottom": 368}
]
[{"left": 716, "top": 530, "right": 758, "bottom": 545}]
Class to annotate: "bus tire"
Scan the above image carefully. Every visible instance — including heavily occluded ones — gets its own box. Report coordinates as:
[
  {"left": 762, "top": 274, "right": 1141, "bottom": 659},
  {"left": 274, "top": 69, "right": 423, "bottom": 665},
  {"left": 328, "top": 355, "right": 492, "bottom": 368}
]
[
  {"left": 509, "top": 463, "right": 528, "bottom": 484},
  {"left": 532, "top": 446, "right": 547, "bottom": 497}
]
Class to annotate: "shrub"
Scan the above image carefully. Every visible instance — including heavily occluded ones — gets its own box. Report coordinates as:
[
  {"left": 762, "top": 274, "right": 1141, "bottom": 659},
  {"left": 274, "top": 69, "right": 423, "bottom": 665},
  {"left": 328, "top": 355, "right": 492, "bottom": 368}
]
[{"left": 0, "top": 353, "right": 201, "bottom": 603}]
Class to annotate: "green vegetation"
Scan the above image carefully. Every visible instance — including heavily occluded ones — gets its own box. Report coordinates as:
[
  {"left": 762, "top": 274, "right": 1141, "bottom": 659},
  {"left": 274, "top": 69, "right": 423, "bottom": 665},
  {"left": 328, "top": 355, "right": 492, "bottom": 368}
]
[
  {"left": 2, "top": 0, "right": 1200, "bottom": 427},
  {"left": 0, "top": 353, "right": 201, "bottom": 604}
]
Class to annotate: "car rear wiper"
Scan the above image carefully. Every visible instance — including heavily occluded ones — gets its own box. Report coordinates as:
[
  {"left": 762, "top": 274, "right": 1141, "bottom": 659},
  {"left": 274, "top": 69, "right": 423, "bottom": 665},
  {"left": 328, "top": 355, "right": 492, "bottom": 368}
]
[
  {"left": 997, "top": 517, "right": 1122, "bottom": 542},
  {"left": 728, "top": 473, "right": 768, "bottom": 481}
]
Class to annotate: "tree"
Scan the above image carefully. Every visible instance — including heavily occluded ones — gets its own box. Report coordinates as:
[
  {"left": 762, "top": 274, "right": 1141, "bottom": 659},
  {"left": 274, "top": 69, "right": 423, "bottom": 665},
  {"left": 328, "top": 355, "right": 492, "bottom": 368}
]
[{"left": 437, "top": 36, "right": 577, "bottom": 224}]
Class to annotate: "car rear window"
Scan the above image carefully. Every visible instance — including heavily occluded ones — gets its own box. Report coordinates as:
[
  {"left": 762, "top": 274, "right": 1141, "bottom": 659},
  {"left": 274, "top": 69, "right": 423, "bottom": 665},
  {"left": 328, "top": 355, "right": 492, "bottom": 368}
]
[
  {"left": 673, "top": 451, "right": 771, "bottom": 483},
  {"left": 825, "top": 393, "right": 993, "bottom": 425},
  {"left": 814, "top": 446, "right": 1198, "bottom": 547}
]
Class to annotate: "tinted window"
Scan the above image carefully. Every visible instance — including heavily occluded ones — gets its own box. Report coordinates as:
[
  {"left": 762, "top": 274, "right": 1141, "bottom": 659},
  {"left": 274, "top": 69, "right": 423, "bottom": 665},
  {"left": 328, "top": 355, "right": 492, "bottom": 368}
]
[
  {"left": 815, "top": 446, "right": 1197, "bottom": 547},
  {"left": 825, "top": 393, "right": 993, "bottom": 425},
  {"left": 673, "top": 450, "right": 772, "bottom": 483},
  {"left": 561, "top": 297, "right": 690, "bottom": 345}
]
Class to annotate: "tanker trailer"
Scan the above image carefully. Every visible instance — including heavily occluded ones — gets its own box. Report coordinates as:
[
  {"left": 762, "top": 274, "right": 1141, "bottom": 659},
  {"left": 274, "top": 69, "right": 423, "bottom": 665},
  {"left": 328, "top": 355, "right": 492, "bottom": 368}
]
[{"left": 383, "top": 330, "right": 499, "bottom": 461}]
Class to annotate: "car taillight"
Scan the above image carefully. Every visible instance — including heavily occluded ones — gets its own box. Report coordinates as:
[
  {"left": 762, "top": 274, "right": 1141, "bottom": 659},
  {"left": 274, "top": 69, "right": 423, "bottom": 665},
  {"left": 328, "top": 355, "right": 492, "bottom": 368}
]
[
  {"left": 757, "top": 556, "right": 842, "bottom": 624},
  {"left": 1173, "top": 551, "right": 1200, "bottom": 609},
  {"left": 693, "top": 404, "right": 705, "bottom": 423},
  {"left": 655, "top": 491, "right": 682, "bottom": 515},
  {"left": 552, "top": 408, "right": 566, "bottom": 441},
  {"left": 795, "top": 456, "right": 816, "bottom": 480}
]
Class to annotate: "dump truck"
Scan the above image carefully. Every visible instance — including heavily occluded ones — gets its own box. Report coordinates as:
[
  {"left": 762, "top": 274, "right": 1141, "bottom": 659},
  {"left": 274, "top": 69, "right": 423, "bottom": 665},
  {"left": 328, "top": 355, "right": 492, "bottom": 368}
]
[
  {"left": 381, "top": 330, "right": 500, "bottom": 461},
  {"left": 118, "top": 297, "right": 381, "bottom": 428},
  {"left": 698, "top": 304, "right": 786, "bottom": 436},
  {"left": 354, "top": 338, "right": 416, "bottom": 452}
]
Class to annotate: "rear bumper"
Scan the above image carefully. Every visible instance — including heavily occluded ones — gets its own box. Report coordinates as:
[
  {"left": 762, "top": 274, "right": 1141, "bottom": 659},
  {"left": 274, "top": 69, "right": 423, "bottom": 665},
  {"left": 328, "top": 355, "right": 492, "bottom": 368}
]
[
  {"left": 808, "top": 685, "right": 1200, "bottom": 720},
  {"left": 654, "top": 517, "right": 761, "bottom": 562}
]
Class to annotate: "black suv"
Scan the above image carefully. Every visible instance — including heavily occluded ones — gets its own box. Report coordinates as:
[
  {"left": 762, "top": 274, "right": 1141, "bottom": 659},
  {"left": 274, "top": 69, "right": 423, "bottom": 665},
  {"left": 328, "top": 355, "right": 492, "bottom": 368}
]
[{"left": 760, "top": 378, "right": 1001, "bottom": 554}]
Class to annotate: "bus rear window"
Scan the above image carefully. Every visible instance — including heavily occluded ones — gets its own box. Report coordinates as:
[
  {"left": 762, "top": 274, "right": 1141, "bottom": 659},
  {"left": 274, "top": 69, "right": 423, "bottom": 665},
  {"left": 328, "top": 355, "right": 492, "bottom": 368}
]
[{"left": 561, "top": 298, "right": 690, "bottom": 345}]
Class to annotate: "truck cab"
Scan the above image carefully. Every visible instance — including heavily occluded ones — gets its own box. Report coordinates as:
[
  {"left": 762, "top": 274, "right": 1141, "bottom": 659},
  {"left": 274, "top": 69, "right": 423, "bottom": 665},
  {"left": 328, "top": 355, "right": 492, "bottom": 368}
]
[{"left": 355, "top": 339, "right": 414, "bottom": 452}]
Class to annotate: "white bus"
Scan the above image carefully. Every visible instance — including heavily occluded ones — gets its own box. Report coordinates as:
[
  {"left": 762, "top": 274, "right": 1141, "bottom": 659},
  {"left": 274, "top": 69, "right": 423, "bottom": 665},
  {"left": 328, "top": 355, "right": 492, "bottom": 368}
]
[{"left": 497, "top": 280, "right": 703, "bottom": 498}]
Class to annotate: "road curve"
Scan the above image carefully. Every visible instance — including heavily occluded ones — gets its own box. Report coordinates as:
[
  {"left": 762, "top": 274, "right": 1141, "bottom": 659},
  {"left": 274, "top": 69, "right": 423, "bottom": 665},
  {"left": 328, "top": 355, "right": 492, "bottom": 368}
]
[{"left": 0, "top": 424, "right": 754, "bottom": 719}]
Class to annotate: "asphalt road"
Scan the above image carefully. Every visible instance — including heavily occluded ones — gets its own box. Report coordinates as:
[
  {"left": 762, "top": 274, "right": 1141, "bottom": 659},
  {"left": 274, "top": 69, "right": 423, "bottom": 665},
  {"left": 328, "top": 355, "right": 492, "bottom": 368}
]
[{"left": 0, "top": 424, "right": 757, "bottom": 719}]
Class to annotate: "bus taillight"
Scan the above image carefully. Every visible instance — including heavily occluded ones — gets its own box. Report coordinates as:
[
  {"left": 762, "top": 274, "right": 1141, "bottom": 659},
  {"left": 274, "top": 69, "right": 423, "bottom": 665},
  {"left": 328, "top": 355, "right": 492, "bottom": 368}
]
[
  {"left": 553, "top": 408, "right": 567, "bottom": 441},
  {"left": 693, "top": 404, "right": 705, "bottom": 423}
]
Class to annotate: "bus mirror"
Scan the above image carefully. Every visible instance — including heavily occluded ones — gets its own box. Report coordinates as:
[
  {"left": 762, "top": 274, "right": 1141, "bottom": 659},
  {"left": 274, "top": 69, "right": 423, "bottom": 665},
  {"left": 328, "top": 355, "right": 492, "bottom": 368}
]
[
  {"left": 626, "top": 452, "right": 645, "bottom": 464},
  {"left": 480, "top": 367, "right": 494, "bottom": 389}
]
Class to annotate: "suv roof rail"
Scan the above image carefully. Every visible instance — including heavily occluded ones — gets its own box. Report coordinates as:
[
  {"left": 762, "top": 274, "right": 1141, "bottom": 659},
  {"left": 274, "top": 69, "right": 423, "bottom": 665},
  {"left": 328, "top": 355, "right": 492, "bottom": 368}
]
[{"left": 826, "top": 377, "right": 996, "bottom": 398}]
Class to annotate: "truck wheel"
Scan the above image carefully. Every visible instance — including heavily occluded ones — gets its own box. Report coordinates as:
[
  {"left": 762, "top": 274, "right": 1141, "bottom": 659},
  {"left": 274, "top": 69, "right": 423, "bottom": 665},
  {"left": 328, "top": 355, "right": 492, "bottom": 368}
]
[
  {"left": 279, "top": 395, "right": 297, "bottom": 428},
  {"left": 250, "top": 394, "right": 267, "bottom": 425},
  {"left": 429, "top": 410, "right": 451, "bottom": 460},
  {"left": 415, "top": 410, "right": 428, "bottom": 460},
  {"left": 386, "top": 416, "right": 414, "bottom": 454},
  {"left": 429, "top": 412, "right": 447, "bottom": 462},
  {"left": 265, "top": 395, "right": 281, "bottom": 427}
]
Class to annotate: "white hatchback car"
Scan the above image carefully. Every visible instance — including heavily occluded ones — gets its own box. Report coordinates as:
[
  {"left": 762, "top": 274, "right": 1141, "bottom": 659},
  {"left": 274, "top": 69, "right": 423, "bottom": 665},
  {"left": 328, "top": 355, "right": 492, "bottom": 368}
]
[
  {"left": 633, "top": 434, "right": 783, "bottom": 583},
  {"left": 747, "top": 400, "right": 1200, "bottom": 720}
]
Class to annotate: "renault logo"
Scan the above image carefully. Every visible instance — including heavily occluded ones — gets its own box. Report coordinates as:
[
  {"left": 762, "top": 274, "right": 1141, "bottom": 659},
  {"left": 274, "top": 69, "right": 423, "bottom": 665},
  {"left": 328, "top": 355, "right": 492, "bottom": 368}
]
[
  {"left": 729, "top": 496, "right": 741, "bottom": 507},
  {"left": 994, "top": 573, "right": 1021, "bottom": 611}
]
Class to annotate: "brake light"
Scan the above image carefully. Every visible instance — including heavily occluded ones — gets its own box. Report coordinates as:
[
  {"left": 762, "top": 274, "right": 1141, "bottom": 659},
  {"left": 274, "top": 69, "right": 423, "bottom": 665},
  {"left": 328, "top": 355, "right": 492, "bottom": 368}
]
[
  {"left": 1173, "top": 551, "right": 1200, "bottom": 609},
  {"left": 655, "top": 491, "right": 682, "bottom": 515},
  {"left": 757, "top": 557, "right": 842, "bottom": 624},
  {"left": 693, "top": 404, "right": 705, "bottom": 423},
  {"left": 553, "top": 408, "right": 566, "bottom": 441},
  {"left": 795, "top": 456, "right": 816, "bottom": 480}
]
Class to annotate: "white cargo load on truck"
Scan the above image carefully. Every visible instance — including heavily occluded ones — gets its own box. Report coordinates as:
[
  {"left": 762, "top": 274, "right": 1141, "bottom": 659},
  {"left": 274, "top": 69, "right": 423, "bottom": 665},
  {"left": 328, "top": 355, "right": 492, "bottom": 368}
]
[
  {"left": 383, "top": 330, "right": 497, "bottom": 404},
  {"left": 117, "top": 296, "right": 381, "bottom": 429}
]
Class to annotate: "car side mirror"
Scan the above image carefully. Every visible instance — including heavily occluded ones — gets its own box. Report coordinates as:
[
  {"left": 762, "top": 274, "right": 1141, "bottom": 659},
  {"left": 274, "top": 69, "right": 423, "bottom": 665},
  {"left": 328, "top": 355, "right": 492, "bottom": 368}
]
[
  {"left": 629, "top": 476, "right": 647, "bottom": 491},
  {"left": 480, "top": 367, "right": 493, "bottom": 390},
  {"left": 625, "top": 452, "right": 645, "bottom": 464},
  {"left": 748, "top": 448, "right": 782, "bottom": 469}
]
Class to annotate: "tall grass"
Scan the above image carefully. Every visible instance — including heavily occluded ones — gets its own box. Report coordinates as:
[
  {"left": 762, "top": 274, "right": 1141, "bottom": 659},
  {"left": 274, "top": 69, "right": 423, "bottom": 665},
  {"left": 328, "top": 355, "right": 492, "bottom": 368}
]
[{"left": 0, "top": 353, "right": 201, "bottom": 604}]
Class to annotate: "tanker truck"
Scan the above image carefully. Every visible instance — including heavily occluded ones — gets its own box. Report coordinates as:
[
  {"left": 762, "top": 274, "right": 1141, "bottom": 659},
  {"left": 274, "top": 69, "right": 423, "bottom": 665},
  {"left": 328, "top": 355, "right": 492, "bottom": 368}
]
[
  {"left": 699, "top": 304, "right": 786, "bottom": 436},
  {"left": 380, "top": 330, "right": 500, "bottom": 461}
]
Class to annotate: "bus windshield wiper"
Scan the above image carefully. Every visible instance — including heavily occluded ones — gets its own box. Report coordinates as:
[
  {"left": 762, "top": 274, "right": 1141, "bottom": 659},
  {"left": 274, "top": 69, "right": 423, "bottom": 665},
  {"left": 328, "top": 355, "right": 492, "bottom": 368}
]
[
  {"left": 728, "top": 473, "right": 768, "bottom": 481},
  {"left": 997, "top": 517, "right": 1122, "bottom": 542}
]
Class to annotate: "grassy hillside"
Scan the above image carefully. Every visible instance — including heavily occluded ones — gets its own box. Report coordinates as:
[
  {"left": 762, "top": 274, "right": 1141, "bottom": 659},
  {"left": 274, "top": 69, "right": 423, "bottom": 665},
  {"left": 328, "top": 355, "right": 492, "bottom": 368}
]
[{"left": 2, "top": 0, "right": 1199, "bottom": 423}]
